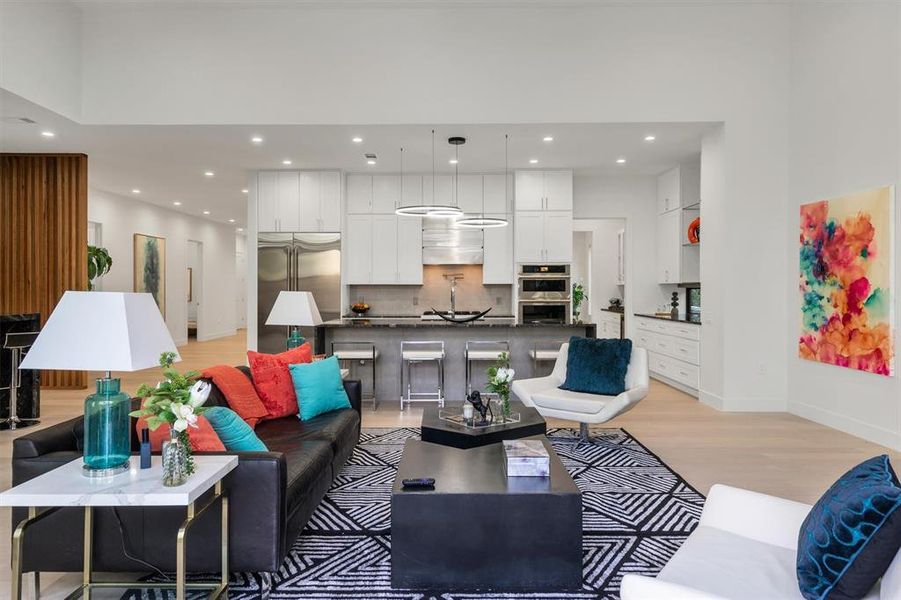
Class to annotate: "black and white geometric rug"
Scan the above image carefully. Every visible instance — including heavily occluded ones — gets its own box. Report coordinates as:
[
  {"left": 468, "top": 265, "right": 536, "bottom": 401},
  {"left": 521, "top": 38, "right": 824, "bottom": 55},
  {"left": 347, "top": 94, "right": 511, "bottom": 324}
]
[{"left": 131, "top": 427, "right": 705, "bottom": 600}]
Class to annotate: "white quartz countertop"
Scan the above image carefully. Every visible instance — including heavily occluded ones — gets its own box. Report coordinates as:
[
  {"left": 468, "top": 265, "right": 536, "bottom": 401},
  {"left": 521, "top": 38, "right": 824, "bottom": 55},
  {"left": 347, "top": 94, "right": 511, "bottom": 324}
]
[{"left": 0, "top": 455, "right": 237, "bottom": 507}]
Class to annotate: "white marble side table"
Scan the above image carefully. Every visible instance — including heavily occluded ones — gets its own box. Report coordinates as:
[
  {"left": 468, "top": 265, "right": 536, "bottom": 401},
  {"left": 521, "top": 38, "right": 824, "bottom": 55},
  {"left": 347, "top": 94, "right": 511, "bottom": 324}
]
[{"left": 0, "top": 455, "right": 238, "bottom": 600}]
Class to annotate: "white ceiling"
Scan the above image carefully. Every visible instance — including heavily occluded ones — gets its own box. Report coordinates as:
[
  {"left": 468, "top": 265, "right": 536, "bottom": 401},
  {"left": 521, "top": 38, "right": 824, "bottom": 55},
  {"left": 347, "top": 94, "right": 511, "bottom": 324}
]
[{"left": 0, "top": 90, "right": 710, "bottom": 228}]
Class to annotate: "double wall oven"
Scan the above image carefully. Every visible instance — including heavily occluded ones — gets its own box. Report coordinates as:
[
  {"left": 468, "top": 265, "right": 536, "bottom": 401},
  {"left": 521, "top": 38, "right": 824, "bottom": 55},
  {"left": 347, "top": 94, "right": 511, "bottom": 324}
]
[{"left": 517, "top": 264, "right": 571, "bottom": 324}]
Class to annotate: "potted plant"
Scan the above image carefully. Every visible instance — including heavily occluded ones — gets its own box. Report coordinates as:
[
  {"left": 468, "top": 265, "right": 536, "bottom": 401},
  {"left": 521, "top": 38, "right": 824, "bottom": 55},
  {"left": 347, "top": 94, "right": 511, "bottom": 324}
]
[
  {"left": 87, "top": 245, "right": 113, "bottom": 290},
  {"left": 572, "top": 282, "right": 587, "bottom": 324},
  {"left": 486, "top": 352, "right": 515, "bottom": 421}
]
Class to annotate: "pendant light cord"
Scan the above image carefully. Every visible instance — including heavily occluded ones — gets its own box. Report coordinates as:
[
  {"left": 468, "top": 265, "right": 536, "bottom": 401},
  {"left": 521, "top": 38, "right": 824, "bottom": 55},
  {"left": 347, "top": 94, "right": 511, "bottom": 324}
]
[{"left": 431, "top": 129, "right": 436, "bottom": 208}]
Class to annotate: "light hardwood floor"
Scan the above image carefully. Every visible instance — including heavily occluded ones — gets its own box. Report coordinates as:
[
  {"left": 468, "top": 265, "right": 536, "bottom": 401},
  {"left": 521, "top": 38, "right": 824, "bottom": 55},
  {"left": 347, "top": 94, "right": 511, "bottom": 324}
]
[{"left": 1, "top": 330, "right": 896, "bottom": 598}]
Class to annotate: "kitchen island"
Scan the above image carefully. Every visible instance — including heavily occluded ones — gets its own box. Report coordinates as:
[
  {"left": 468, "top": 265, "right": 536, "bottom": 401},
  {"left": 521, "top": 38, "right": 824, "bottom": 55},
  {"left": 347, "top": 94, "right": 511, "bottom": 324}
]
[{"left": 316, "top": 318, "right": 595, "bottom": 404}]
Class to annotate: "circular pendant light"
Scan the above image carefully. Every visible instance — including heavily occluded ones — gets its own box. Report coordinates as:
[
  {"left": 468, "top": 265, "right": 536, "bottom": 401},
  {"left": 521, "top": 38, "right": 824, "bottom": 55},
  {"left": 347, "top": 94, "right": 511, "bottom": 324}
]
[
  {"left": 457, "top": 133, "right": 509, "bottom": 228},
  {"left": 395, "top": 129, "right": 462, "bottom": 218}
]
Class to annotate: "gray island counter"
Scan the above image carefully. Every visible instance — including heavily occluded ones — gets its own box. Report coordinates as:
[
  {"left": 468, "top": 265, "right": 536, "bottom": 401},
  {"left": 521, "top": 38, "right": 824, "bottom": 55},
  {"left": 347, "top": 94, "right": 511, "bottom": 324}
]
[{"left": 316, "top": 318, "right": 595, "bottom": 404}]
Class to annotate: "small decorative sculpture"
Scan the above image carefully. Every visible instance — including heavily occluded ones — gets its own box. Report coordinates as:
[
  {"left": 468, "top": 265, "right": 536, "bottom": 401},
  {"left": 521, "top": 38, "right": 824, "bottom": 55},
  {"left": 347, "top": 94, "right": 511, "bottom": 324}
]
[
  {"left": 465, "top": 391, "right": 493, "bottom": 426},
  {"left": 670, "top": 291, "right": 680, "bottom": 320}
]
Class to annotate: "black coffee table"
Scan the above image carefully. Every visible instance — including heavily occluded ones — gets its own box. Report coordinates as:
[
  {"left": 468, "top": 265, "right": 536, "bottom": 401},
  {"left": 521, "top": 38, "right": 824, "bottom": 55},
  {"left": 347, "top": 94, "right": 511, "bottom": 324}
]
[
  {"left": 420, "top": 400, "right": 547, "bottom": 449},
  {"left": 391, "top": 437, "right": 582, "bottom": 591}
]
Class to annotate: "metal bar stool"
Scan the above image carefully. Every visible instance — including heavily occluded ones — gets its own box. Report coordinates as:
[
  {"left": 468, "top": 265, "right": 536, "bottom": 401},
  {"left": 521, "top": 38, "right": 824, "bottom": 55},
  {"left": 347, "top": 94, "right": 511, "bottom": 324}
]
[
  {"left": 465, "top": 340, "right": 510, "bottom": 397},
  {"left": 400, "top": 341, "right": 445, "bottom": 410},
  {"left": 331, "top": 341, "right": 379, "bottom": 410},
  {"left": 529, "top": 340, "right": 566, "bottom": 377}
]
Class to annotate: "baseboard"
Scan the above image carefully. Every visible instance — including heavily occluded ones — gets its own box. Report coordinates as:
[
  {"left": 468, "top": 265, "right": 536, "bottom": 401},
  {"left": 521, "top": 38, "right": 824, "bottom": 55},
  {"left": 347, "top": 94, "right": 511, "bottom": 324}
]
[
  {"left": 174, "top": 336, "right": 188, "bottom": 347},
  {"left": 790, "top": 401, "right": 901, "bottom": 450},
  {"left": 650, "top": 373, "right": 699, "bottom": 398},
  {"left": 197, "top": 329, "right": 236, "bottom": 343},
  {"left": 698, "top": 389, "right": 724, "bottom": 410}
]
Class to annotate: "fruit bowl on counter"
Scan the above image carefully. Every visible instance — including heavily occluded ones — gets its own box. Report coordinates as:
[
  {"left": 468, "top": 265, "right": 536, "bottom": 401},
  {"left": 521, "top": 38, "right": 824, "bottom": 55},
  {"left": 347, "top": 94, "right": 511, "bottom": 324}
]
[{"left": 350, "top": 302, "right": 371, "bottom": 316}]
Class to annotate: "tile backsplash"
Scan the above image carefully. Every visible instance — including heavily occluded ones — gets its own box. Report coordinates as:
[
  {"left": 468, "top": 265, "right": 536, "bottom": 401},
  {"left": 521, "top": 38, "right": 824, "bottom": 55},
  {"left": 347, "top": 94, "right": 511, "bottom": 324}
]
[{"left": 348, "top": 265, "right": 513, "bottom": 316}]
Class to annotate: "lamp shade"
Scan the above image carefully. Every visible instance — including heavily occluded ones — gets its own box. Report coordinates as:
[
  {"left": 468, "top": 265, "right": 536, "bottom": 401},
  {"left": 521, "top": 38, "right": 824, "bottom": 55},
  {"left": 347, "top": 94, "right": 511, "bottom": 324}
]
[
  {"left": 19, "top": 291, "right": 179, "bottom": 372},
  {"left": 266, "top": 291, "right": 322, "bottom": 327}
]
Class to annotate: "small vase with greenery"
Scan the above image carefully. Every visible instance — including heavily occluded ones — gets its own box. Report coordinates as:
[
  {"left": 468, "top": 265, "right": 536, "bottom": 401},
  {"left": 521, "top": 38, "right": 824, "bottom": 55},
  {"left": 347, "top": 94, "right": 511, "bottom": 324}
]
[
  {"left": 130, "top": 352, "right": 211, "bottom": 482},
  {"left": 572, "top": 282, "right": 587, "bottom": 324},
  {"left": 486, "top": 352, "right": 515, "bottom": 421},
  {"left": 87, "top": 245, "right": 113, "bottom": 290}
]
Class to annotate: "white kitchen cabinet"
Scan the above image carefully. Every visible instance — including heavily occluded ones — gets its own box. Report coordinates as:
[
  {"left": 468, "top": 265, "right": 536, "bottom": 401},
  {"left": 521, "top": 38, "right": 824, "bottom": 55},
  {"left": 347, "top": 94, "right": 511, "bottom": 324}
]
[
  {"left": 370, "top": 215, "right": 398, "bottom": 282},
  {"left": 657, "top": 210, "right": 681, "bottom": 283},
  {"left": 276, "top": 172, "right": 300, "bottom": 231},
  {"left": 514, "top": 211, "right": 545, "bottom": 263},
  {"left": 482, "top": 215, "right": 514, "bottom": 284},
  {"left": 657, "top": 161, "right": 700, "bottom": 214},
  {"left": 616, "top": 228, "right": 626, "bottom": 285},
  {"left": 319, "top": 171, "right": 341, "bottom": 231},
  {"left": 258, "top": 170, "right": 340, "bottom": 232},
  {"left": 422, "top": 174, "right": 455, "bottom": 208},
  {"left": 257, "top": 171, "right": 280, "bottom": 231},
  {"left": 634, "top": 316, "right": 700, "bottom": 395},
  {"left": 344, "top": 215, "right": 373, "bottom": 284},
  {"left": 372, "top": 175, "right": 400, "bottom": 213},
  {"left": 346, "top": 174, "right": 372, "bottom": 214},
  {"left": 299, "top": 172, "right": 320, "bottom": 231},
  {"left": 396, "top": 217, "right": 423, "bottom": 284},
  {"left": 457, "top": 174, "right": 484, "bottom": 214},
  {"left": 514, "top": 172, "right": 545, "bottom": 211},
  {"left": 401, "top": 175, "right": 423, "bottom": 209},
  {"left": 543, "top": 211, "right": 573, "bottom": 262},
  {"left": 544, "top": 171, "right": 573, "bottom": 210},
  {"left": 597, "top": 311, "right": 623, "bottom": 339},
  {"left": 483, "top": 174, "right": 509, "bottom": 214}
]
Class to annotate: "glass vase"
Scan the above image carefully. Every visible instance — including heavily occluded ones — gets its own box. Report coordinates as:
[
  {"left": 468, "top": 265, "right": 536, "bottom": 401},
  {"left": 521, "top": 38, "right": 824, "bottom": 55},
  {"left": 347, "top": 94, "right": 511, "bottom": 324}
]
[
  {"left": 83, "top": 378, "right": 131, "bottom": 476},
  {"left": 162, "top": 430, "right": 189, "bottom": 487}
]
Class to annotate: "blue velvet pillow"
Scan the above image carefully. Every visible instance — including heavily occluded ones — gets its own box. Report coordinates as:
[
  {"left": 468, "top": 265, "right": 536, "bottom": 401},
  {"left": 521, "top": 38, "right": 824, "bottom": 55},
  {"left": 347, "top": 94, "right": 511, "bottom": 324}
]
[
  {"left": 289, "top": 356, "right": 351, "bottom": 421},
  {"left": 204, "top": 407, "right": 267, "bottom": 452},
  {"left": 559, "top": 336, "right": 632, "bottom": 396},
  {"left": 797, "top": 455, "right": 901, "bottom": 600}
]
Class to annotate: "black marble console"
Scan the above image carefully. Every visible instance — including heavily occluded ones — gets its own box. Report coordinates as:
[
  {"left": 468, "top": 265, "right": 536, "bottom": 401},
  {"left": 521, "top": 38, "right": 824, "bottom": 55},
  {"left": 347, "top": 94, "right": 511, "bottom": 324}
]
[{"left": 1, "top": 313, "right": 41, "bottom": 429}]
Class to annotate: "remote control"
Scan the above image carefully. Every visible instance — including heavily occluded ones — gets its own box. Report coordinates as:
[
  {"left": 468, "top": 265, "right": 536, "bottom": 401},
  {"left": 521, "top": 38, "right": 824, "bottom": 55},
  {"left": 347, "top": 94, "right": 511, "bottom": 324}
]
[{"left": 402, "top": 477, "right": 435, "bottom": 488}]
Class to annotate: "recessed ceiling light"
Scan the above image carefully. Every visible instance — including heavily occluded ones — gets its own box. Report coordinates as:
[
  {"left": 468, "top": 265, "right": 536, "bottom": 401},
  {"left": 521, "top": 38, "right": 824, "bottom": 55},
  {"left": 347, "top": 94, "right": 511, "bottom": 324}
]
[
  {"left": 367, "top": 160, "right": 376, "bottom": 165},
  {"left": 644, "top": 135, "right": 656, "bottom": 142},
  {"left": 251, "top": 135, "right": 263, "bottom": 144},
  {"left": 616, "top": 157, "right": 627, "bottom": 164},
  {"left": 529, "top": 159, "right": 539, "bottom": 164},
  {"left": 131, "top": 189, "right": 141, "bottom": 194},
  {"left": 202, "top": 210, "right": 211, "bottom": 215},
  {"left": 41, "top": 131, "right": 55, "bottom": 138},
  {"left": 542, "top": 136, "right": 554, "bottom": 142},
  {"left": 282, "top": 159, "right": 292, "bottom": 165},
  {"left": 241, "top": 188, "right": 249, "bottom": 194},
  {"left": 173, "top": 201, "right": 182, "bottom": 206},
  {"left": 449, "top": 159, "right": 458, "bottom": 165},
  {"left": 352, "top": 137, "right": 363, "bottom": 143},
  {"left": 228, "top": 219, "right": 235, "bottom": 223},
  {"left": 204, "top": 171, "right": 215, "bottom": 177}
]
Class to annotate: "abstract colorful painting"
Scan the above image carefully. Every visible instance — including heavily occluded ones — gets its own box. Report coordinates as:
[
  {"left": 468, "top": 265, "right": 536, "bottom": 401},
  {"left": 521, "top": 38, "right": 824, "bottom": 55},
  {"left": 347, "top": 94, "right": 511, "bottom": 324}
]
[{"left": 799, "top": 186, "right": 894, "bottom": 376}]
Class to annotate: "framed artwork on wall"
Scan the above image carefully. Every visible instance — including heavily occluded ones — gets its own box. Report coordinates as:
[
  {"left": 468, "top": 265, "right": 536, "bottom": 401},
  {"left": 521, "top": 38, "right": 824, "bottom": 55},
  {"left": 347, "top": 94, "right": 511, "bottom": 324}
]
[
  {"left": 134, "top": 233, "right": 166, "bottom": 318},
  {"left": 799, "top": 185, "right": 894, "bottom": 376}
]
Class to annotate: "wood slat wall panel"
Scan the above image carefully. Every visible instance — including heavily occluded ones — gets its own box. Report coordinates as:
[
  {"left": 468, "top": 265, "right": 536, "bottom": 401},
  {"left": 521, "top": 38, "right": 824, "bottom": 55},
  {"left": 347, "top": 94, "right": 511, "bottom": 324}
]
[{"left": 0, "top": 154, "right": 88, "bottom": 389}]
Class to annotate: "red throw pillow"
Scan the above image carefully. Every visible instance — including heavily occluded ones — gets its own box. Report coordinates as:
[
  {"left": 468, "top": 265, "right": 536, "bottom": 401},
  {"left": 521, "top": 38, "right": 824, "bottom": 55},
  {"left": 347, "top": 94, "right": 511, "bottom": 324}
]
[
  {"left": 247, "top": 343, "right": 313, "bottom": 419},
  {"left": 201, "top": 365, "right": 268, "bottom": 429},
  {"left": 135, "top": 416, "right": 225, "bottom": 452}
]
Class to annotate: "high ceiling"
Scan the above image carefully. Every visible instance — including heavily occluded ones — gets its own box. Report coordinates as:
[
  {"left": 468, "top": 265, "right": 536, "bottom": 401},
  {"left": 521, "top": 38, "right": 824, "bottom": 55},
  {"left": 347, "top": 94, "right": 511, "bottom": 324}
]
[{"left": 0, "top": 90, "right": 711, "bottom": 228}]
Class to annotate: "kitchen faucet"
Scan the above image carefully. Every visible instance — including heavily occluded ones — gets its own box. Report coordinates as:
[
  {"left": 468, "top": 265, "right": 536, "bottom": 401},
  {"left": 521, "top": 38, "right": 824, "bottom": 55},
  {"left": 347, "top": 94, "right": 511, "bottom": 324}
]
[{"left": 443, "top": 273, "right": 464, "bottom": 317}]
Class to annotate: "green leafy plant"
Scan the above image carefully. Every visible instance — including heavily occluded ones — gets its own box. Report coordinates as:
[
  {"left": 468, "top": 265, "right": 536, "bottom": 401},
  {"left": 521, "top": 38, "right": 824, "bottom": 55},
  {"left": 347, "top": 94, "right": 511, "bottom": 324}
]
[
  {"left": 129, "top": 352, "right": 211, "bottom": 475},
  {"left": 486, "top": 352, "right": 515, "bottom": 418},
  {"left": 87, "top": 245, "right": 113, "bottom": 290},
  {"left": 572, "top": 282, "right": 587, "bottom": 323}
]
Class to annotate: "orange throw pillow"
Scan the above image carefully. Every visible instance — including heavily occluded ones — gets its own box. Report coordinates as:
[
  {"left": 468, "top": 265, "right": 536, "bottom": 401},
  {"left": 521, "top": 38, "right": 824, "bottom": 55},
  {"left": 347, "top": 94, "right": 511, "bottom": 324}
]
[
  {"left": 247, "top": 343, "right": 313, "bottom": 419},
  {"left": 201, "top": 365, "right": 268, "bottom": 429},
  {"left": 135, "top": 416, "right": 225, "bottom": 452}
]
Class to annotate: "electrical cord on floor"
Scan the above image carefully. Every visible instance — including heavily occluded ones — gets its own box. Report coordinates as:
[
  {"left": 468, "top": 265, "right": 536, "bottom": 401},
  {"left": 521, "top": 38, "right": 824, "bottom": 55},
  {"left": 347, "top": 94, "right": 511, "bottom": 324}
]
[{"left": 112, "top": 506, "right": 172, "bottom": 581}]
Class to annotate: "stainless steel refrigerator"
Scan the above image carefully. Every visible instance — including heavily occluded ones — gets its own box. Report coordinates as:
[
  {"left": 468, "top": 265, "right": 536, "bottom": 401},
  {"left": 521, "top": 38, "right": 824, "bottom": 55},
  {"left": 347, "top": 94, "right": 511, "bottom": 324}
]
[{"left": 257, "top": 233, "right": 341, "bottom": 354}]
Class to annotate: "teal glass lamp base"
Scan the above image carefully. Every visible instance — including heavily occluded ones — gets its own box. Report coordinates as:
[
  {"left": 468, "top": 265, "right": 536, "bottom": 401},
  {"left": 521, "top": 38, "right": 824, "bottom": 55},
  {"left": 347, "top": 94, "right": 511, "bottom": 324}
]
[
  {"left": 83, "top": 377, "right": 131, "bottom": 477},
  {"left": 286, "top": 328, "right": 305, "bottom": 350}
]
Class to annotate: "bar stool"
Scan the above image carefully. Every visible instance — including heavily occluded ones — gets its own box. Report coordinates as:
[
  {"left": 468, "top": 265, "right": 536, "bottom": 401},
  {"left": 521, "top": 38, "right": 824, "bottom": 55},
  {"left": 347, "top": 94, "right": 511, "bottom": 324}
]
[
  {"left": 400, "top": 341, "right": 445, "bottom": 410},
  {"left": 465, "top": 340, "right": 510, "bottom": 397},
  {"left": 529, "top": 340, "right": 566, "bottom": 377},
  {"left": 331, "top": 341, "right": 379, "bottom": 410}
]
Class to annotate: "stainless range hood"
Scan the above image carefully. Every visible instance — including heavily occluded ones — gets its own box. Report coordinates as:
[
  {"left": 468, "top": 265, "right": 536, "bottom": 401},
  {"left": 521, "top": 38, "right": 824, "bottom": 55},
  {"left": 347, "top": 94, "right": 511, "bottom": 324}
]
[{"left": 421, "top": 217, "right": 484, "bottom": 265}]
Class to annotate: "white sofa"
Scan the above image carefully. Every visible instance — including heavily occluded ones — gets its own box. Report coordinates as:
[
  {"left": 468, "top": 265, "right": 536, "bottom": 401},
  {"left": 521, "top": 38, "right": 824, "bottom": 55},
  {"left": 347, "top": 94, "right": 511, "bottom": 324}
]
[
  {"left": 511, "top": 342, "right": 649, "bottom": 440},
  {"left": 621, "top": 484, "right": 901, "bottom": 600}
]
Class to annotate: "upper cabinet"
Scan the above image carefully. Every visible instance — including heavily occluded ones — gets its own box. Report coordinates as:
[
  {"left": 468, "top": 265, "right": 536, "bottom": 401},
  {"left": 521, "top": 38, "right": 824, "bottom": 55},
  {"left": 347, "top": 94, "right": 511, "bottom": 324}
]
[
  {"left": 456, "top": 175, "right": 484, "bottom": 214},
  {"left": 514, "top": 171, "right": 572, "bottom": 211},
  {"left": 343, "top": 213, "right": 422, "bottom": 285},
  {"left": 372, "top": 175, "right": 401, "bottom": 213},
  {"left": 346, "top": 174, "right": 373, "bottom": 214},
  {"left": 514, "top": 170, "right": 573, "bottom": 263},
  {"left": 422, "top": 174, "right": 455, "bottom": 208},
  {"left": 483, "top": 214, "right": 514, "bottom": 284},
  {"left": 482, "top": 174, "right": 509, "bottom": 214},
  {"left": 257, "top": 170, "right": 341, "bottom": 232},
  {"left": 657, "top": 161, "right": 700, "bottom": 214}
]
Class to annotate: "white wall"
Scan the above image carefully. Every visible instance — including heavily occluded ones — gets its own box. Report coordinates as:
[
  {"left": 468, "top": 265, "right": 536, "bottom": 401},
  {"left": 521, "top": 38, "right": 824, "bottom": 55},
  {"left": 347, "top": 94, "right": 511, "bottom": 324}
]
[
  {"left": 186, "top": 240, "right": 201, "bottom": 324},
  {"left": 573, "top": 220, "right": 626, "bottom": 326},
  {"left": 88, "top": 189, "right": 238, "bottom": 346},
  {"left": 787, "top": 3, "right": 901, "bottom": 448}
]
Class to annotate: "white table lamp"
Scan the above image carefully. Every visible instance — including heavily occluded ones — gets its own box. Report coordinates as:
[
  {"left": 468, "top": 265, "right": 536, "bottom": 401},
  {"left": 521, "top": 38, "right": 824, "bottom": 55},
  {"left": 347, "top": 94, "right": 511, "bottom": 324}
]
[
  {"left": 20, "top": 291, "right": 179, "bottom": 476},
  {"left": 265, "top": 291, "right": 322, "bottom": 350}
]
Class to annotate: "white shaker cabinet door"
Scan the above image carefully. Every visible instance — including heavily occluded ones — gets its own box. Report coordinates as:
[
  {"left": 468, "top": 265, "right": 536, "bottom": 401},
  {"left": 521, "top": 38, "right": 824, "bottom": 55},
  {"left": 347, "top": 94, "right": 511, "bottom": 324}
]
[
  {"left": 544, "top": 171, "right": 573, "bottom": 211},
  {"left": 346, "top": 174, "right": 372, "bottom": 214},
  {"left": 344, "top": 215, "right": 372, "bottom": 284},
  {"left": 370, "top": 214, "right": 399, "bottom": 282},
  {"left": 277, "top": 171, "right": 301, "bottom": 231},
  {"left": 257, "top": 171, "right": 280, "bottom": 231},
  {"left": 515, "top": 171, "right": 545, "bottom": 211},
  {"left": 396, "top": 216, "right": 423, "bottom": 284},
  {"left": 298, "top": 171, "right": 321, "bottom": 232},
  {"left": 319, "top": 171, "right": 341, "bottom": 231},
  {"left": 514, "top": 211, "right": 545, "bottom": 263},
  {"left": 543, "top": 211, "right": 573, "bottom": 263},
  {"left": 372, "top": 175, "right": 401, "bottom": 214}
]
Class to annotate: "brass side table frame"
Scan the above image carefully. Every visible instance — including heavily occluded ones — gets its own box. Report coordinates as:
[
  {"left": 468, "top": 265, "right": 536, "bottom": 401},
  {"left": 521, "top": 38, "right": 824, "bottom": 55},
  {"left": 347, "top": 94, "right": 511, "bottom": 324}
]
[{"left": 11, "top": 481, "right": 229, "bottom": 600}]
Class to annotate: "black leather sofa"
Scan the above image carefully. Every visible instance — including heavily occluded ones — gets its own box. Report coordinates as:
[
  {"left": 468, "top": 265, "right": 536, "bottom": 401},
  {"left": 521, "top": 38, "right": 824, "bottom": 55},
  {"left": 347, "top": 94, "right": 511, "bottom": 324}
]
[{"left": 11, "top": 367, "right": 361, "bottom": 574}]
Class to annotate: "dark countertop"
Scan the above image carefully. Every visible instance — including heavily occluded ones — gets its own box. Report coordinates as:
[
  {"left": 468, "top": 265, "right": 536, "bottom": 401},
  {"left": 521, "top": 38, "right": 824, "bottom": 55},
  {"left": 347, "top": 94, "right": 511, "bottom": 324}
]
[
  {"left": 634, "top": 312, "right": 701, "bottom": 325},
  {"left": 600, "top": 308, "right": 625, "bottom": 315},
  {"left": 320, "top": 318, "right": 596, "bottom": 329}
]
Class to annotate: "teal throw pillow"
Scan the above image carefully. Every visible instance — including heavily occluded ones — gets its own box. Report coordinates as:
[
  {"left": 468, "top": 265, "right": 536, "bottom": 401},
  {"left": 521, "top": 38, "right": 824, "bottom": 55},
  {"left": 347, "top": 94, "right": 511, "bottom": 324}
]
[
  {"left": 204, "top": 406, "right": 267, "bottom": 452},
  {"left": 559, "top": 336, "right": 633, "bottom": 396},
  {"left": 289, "top": 356, "right": 351, "bottom": 421}
]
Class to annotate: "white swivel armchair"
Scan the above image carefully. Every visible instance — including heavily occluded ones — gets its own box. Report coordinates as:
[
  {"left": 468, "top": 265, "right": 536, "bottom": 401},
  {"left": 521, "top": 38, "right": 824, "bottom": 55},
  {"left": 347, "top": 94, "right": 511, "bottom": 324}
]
[
  {"left": 621, "top": 484, "right": 901, "bottom": 599},
  {"left": 511, "top": 342, "right": 649, "bottom": 441}
]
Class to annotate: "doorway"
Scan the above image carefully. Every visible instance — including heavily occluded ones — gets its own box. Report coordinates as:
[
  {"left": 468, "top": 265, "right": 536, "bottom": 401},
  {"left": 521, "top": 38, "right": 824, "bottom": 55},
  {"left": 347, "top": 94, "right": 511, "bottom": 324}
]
[
  {"left": 186, "top": 240, "right": 202, "bottom": 340},
  {"left": 572, "top": 218, "right": 628, "bottom": 332}
]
